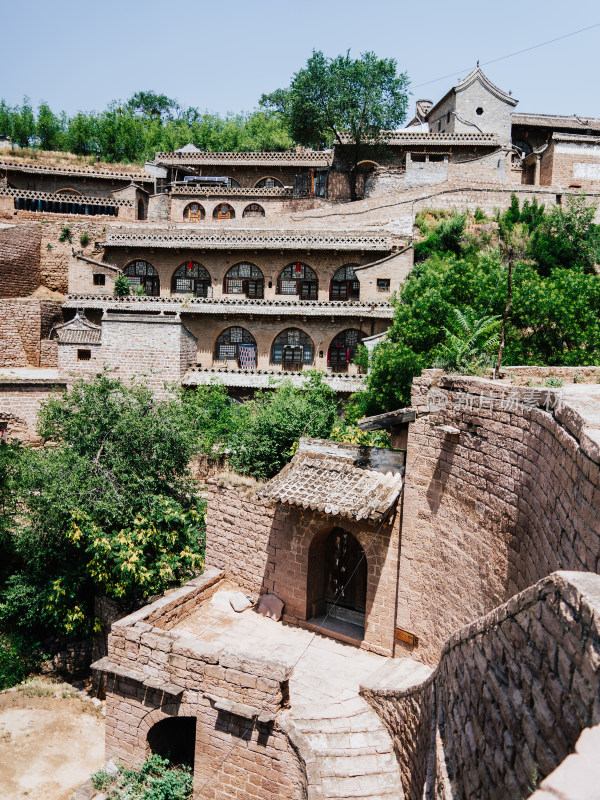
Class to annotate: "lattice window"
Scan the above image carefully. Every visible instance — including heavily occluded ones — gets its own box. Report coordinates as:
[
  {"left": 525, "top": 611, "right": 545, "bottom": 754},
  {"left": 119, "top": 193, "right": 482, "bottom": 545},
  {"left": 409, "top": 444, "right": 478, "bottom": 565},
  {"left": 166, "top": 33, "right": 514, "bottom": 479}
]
[
  {"left": 223, "top": 263, "right": 264, "bottom": 298},
  {"left": 255, "top": 177, "right": 283, "bottom": 188},
  {"left": 183, "top": 202, "right": 205, "bottom": 222},
  {"left": 213, "top": 203, "right": 235, "bottom": 220},
  {"left": 214, "top": 327, "right": 257, "bottom": 366},
  {"left": 330, "top": 265, "right": 360, "bottom": 300},
  {"left": 171, "top": 261, "right": 211, "bottom": 297},
  {"left": 124, "top": 260, "right": 160, "bottom": 296},
  {"left": 271, "top": 329, "right": 313, "bottom": 367},
  {"left": 243, "top": 203, "right": 265, "bottom": 218},
  {"left": 277, "top": 263, "right": 318, "bottom": 300},
  {"left": 328, "top": 329, "right": 365, "bottom": 368}
]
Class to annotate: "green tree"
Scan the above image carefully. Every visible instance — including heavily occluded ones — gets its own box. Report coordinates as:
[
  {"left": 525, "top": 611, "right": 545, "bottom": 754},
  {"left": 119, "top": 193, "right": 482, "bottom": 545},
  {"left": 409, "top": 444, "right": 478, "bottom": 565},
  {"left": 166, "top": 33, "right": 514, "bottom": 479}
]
[
  {"left": 114, "top": 273, "right": 131, "bottom": 296},
  {"left": 11, "top": 97, "right": 36, "bottom": 148},
  {"left": 262, "top": 50, "right": 409, "bottom": 199},
  {"left": 125, "top": 91, "right": 180, "bottom": 120},
  {"left": 436, "top": 308, "right": 501, "bottom": 373},
  {"left": 0, "top": 373, "right": 205, "bottom": 638},
  {"left": 227, "top": 372, "right": 338, "bottom": 479},
  {"left": 37, "top": 102, "right": 64, "bottom": 151}
]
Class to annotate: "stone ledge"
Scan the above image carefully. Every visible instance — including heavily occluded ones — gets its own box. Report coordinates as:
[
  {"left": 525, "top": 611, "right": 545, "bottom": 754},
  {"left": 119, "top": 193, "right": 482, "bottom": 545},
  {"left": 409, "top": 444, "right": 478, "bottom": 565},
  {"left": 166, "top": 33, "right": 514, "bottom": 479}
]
[{"left": 205, "top": 692, "right": 275, "bottom": 723}]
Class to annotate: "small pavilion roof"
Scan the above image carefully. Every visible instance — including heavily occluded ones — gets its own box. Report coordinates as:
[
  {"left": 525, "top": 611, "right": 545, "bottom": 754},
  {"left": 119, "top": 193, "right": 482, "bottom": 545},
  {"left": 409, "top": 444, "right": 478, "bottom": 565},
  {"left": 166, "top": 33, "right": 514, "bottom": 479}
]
[
  {"left": 258, "top": 437, "right": 404, "bottom": 522},
  {"left": 52, "top": 311, "right": 101, "bottom": 344}
]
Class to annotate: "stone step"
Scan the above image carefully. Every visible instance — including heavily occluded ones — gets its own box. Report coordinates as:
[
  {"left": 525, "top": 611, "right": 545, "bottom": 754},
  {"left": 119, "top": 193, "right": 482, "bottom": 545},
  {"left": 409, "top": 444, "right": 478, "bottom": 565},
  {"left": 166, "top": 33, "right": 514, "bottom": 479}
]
[
  {"left": 293, "top": 711, "right": 383, "bottom": 734},
  {"left": 317, "top": 752, "right": 399, "bottom": 778},
  {"left": 321, "top": 770, "right": 402, "bottom": 799}
]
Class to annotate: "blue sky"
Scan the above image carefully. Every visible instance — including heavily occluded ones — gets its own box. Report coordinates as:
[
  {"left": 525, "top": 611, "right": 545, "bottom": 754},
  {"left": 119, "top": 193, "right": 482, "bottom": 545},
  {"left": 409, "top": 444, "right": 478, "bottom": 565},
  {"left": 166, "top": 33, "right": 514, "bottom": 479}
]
[{"left": 1, "top": 0, "right": 599, "bottom": 120}]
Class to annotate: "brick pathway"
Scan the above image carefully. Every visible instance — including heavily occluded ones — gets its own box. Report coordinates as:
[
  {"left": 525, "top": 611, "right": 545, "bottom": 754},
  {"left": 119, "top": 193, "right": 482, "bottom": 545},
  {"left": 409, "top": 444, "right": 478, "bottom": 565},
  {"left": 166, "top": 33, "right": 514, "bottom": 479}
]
[{"left": 174, "top": 586, "right": 409, "bottom": 798}]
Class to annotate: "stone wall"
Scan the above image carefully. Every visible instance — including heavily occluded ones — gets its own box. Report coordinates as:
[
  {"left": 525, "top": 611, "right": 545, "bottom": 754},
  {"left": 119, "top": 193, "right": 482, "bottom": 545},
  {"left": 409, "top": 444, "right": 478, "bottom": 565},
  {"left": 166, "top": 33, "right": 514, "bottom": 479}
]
[
  {"left": 396, "top": 373, "right": 600, "bottom": 665},
  {"left": 0, "top": 223, "right": 42, "bottom": 296},
  {"left": 101, "top": 569, "right": 306, "bottom": 800},
  {"left": 0, "top": 380, "right": 67, "bottom": 443},
  {"left": 39, "top": 219, "right": 107, "bottom": 294},
  {"left": 0, "top": 298, "right": 62, "bottom": 367},
  {"left": 205, "top": 479, "right": 402, "bottom": 656},
  {"left": 362, "top": 571, "right": 600, "bottom": 800}
]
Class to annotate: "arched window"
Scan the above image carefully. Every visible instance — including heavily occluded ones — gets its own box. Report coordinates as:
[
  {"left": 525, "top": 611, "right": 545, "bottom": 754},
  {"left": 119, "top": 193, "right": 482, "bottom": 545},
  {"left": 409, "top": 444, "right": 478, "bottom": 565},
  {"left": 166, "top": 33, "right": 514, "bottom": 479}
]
[
  {"left": 255, "top": 177, "right": 283, "bottom": 189},
  {"left": 243, "top": 203, "right": 265, "bottom": 218},
  {"left": 277, "top": 263, "right": 318, "bottom": 300},
  {"left": 328, "top": 329, "right": 364, "bottom": 369},
  {"left": 330, "top": 265, "right": 360, "bottom": 300},
  {"left": 183, "top": 202, "right": 205, "bottom": 222},
  {"left": 171, "top": 261, "right": 211, "bottom": 297},
  {"left": 228, "top": 177, "right": 241, "bottom": 188},
  {"left": 272, "top": 328, "right": 314, "bottom": 369},
  {"left": 213, "top": 203, "right": 235, "bottom": 220},
  {"left": 124, "top": 260, "right": 160, "bottom": 296},
  {"left": 223, "top": 263, "right": 264, "bottom": 298},
  {"left": 214, "top": 326, "right": 257, "bottom": 368},
  {"left": 54, "top": 187, "right": 82, "bottom": 196}
]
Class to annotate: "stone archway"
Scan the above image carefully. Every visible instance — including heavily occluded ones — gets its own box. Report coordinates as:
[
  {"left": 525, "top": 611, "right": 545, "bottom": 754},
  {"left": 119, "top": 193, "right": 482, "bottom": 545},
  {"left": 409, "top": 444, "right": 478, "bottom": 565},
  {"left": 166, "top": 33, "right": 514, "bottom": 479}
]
[
  {"left": 146, "top": 716, "right": 196, "bottom": 768},
  {"left": 307, "top": 527, "right": 367, "bottom": 633}
]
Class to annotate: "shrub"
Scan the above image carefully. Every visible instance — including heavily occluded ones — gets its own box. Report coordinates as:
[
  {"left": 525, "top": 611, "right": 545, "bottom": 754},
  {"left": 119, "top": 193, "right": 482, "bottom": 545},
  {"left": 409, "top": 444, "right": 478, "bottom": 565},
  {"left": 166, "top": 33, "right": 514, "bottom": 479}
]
[
  {"left": 114, "top": 273, "right": 131, "bottom": 296},
  {"left": 542, "top": 376, "right": 564, "bottom": 387},
  {"left": 92, "top": 755, "right": 192, "bottom": 800},
  {"left": 79, "top": 231, "right": 90, "bottom": 247},
  {"left": 0, "top": 632, "right": 41, "bottom": 690},
  {"left": 58, "top": 225, "right": 72, "bottom": 243}
]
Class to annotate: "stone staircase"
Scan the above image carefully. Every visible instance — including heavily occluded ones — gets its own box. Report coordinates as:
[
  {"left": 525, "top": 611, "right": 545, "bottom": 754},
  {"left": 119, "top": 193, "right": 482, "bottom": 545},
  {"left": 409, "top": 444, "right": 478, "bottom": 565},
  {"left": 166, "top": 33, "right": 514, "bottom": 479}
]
[{"left": 287, "top": 695, "right": 404, "bottom": 799}]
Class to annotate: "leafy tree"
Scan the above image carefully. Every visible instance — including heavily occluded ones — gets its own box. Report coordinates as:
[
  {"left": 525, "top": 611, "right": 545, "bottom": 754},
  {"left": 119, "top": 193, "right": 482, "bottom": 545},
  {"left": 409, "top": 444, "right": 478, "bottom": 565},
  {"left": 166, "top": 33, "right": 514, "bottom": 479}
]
[
  {"left": 181, "top": 383, "right": 240, "bottom": 457},
  {"left": 262, "top": 50, "right": 409, "bottom": 199},
  {"left": 125, "top": 91, "right": 180, "bottom": 120},
  {"left": 11, "top": 97, "right": 36, "bottom": 148},
  {"left": 435, "top": 308, "right": 500, "bottom": 373},
  {"left": 0, "top": 373, "right": 205, "bottom": 638},
  {"left": 114, "top": 273, "right": 131, "bottom": 296},
  {"left": 227, "top": 372, "right": 338, "bottom": 479},
  {"left": 37, "top": 102, "right": 64, "bottom": 151}
]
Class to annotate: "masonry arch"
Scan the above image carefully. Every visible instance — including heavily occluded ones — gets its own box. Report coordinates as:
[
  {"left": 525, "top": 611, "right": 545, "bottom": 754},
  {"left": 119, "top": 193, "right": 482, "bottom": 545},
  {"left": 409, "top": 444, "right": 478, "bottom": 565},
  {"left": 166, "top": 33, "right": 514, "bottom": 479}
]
[
  {"left": 243, "top": 203, "right": 265, "bottom": 218},
  {"left": 147, "top": 716, "right": 196, "bottom": 768},
  {"left": 123, "top": 259, "right": 160, "bottom": 296},
  {"left": 213, "top": 202, "right": 235, "bottom": 220},
  {"left": 271, "top": 328, "right": 314, "bottom": 369},
  {"left": 330, "top": 264, "right": 360, "bottom": 300},
  {"left": 306, "top": 526, "right": 368, "bottom": 630},
  {"left": 54, "top": 187, "right": 83, "bottom": 196},
  {"left": 255, "top": 176, "right": 283, "bottom": 188},
  {"left": 327, "top": 329, "right": 365, "bottom": 370},
  {"left": 183, "top": 202, "right": 205, "bottom": 222},
  {"left": 277, "top": 263, "right": 318, "bottom": 300},
  {"left": 214, "top": 326, "right": 257, "bottom": 367},
  {"left": 172, "top": 261, "right": 211, "bottom": 297},
  {"left": 223, "top": 262, "right": 264, "bottom": 298}
]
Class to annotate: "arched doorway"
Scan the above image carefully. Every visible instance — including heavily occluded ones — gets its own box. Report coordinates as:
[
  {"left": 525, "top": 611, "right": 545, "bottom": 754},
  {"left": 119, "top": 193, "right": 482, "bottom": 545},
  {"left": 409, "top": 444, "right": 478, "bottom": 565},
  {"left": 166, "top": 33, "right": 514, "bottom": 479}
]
[
  {"left": 147, "top": 716, "right": 196, "bottom": 768},
  {"left": 137, "top": 198, "right": 146, "bottom": 220},
  {"left": 308, "top": 528, "right": 367, "bottom": 631}
]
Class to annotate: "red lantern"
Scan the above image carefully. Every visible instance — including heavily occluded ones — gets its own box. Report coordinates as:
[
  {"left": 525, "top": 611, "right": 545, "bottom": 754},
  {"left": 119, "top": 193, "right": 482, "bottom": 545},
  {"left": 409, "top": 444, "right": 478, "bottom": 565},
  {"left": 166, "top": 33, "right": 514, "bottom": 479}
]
[
  {"left": 295, "top": 263, "right": 301, "bottom": 273},
  {"left": 188, "top": 260, "right": 193, "bottom": 271}
]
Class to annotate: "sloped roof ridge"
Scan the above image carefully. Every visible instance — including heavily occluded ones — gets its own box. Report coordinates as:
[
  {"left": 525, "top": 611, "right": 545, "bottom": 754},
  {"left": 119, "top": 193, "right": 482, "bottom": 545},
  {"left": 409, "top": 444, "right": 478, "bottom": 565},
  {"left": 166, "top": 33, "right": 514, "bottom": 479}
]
[{"left": 455, "top": 66, "right": 517, "bottom": 105}]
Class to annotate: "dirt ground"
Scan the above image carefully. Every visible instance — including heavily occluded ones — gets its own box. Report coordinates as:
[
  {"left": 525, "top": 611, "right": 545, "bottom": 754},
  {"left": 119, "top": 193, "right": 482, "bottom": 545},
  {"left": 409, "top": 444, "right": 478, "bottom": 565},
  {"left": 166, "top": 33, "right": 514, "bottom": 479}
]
[{"left": 0, "top": 680, "right": 105, "bottom": 800}]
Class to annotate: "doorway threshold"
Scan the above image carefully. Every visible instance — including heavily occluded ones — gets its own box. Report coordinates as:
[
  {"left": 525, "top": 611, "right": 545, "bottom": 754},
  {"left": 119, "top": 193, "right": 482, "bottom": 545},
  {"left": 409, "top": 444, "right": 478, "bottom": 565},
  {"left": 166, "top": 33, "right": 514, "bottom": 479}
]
[{"left": 300, "top": 615, "right": 365, "bottom": 648}]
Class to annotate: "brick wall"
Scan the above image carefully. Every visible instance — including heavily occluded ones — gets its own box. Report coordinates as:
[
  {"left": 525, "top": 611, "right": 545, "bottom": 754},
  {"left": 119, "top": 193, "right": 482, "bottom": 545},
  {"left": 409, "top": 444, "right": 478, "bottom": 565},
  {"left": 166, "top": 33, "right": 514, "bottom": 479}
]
[
  {"left": 0, "top": 298, "right": 62, "bottom": 367},
  {"left": 205, "top": 480, "right": 401, "bottom": 656},
  {"left": 102, "top": 569, "right": 306, "bottom": 800},
  {"left": 363, "top": 571, "right": 600, "bottom": 800},
  {"left": 396, "top": 373, "right": 600, "bottom": 665},
  {"left": 0, "top": 381, "right": 67, "bottom": 443},
  {"left": 0, "top": 223, "right": 42, "bottom": 296},
  {"left": 39, "top": 220, "right": 107, "bottom": 293}
]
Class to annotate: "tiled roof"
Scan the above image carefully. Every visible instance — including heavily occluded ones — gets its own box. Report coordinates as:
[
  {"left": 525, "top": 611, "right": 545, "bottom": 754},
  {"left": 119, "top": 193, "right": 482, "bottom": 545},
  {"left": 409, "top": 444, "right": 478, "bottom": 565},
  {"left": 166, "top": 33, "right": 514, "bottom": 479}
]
[
  {"left": 104, "top": 229, "right": 391, "bottom": 251},
  {"left": 153, "top": 150, "right": 332, "bottom": 167},
  {"left": 63, "top": 295, "right": 394, "bottom": 319},
  {"left": 337, "top": 131, "right": 500, "bottom": 147},
  {"left": 183, "top": 368, "right": 365, "bottom": 392},
  {"left": 0, "top": 159, "right": 152, "bottom": 182},
  {"left": 52, "top": 312, "right": 101, "bottom": 344},
  {"left": 258, "top": 438, "right": 405, "bottom": 522},
  {"left": 512, "top": 113, "right": 600, "bottom": 132}
]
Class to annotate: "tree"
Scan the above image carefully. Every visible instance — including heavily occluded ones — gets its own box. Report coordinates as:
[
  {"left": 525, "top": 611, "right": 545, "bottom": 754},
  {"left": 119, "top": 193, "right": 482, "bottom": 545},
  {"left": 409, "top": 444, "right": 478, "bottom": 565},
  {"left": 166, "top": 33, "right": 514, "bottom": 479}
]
[
  {"left": 114, "top": 273, "right": 131, "bottom": 296},
  {"left": 125, "top": 91, "right": 180, "bottom": 120},
  {"left": 262, "top": 50, "right": 409, "bottom": 199},
  {"left": 11, "top": 97, "right": 36, "bottom": 149},
  {"left": 0, "top": 372, "right": 205, "bottom": 638},
  {"left": 495, "top": 222, "right": 530, "bottom": 377},
  {"left": 436, "top": 308, "right": 501, "bottom": 374},
  {"left": 37, "top": 102, "right": 64, "bottom": 151}
]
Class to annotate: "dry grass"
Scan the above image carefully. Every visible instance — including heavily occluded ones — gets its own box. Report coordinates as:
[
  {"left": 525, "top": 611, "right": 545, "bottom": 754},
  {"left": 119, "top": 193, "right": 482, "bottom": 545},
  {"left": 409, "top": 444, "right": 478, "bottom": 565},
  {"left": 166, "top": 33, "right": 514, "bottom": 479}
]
[
  {"left": 0, "top": 147, "right": 145, "bottom": 175},
  {"left": 213, "top": 470, "right": 261, "bottom": 492}
]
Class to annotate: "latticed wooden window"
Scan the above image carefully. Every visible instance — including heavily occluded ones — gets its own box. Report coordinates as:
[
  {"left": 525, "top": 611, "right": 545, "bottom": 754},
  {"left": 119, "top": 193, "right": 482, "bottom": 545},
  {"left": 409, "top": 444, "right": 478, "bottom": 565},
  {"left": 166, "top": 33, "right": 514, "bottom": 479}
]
[
  {"left": 328, "top": 329, "right": 365, "bottom": 368},
  {"left": 223, "top": 263, "right": 264, "bottom": 298},
  {"left": 256, "top": 177, "right": 283, "bottom": 188},
  {"left": 330, "top": 265, "right": 360, "bottom": 300},
  {"left": 213, "top": 203, "right": 235, "bottom": 220},
  {"left": 171, "top": 261, "right": 211, "bottom": 297},
  {"left": 272, "top": 328, "right": 313, "bottom": 369},
  {"left": 277, "top": 263, "right": 318, "bottom": 300},
  {"left": 214, "top": 326, "right": 257, "bottom": 366},
  {"left": 124, "top": 260, "right": 160, "bottom": 296},
  {"left": 243, "top": 203, "right": 265, "bottom": 218},
  {"left": 183, "top": 202, "right": 205, "bottom": 222}
]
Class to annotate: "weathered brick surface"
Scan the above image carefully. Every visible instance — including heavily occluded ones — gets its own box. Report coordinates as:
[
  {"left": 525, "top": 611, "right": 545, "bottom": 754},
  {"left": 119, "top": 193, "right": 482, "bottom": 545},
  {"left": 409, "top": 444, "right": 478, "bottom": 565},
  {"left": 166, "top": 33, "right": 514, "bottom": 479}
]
[
  {"left": 364, "top": 571, "right": 600, "bottom": 800},
  {"left": 0, "top": 381, "right": 67, "bottom": 443},
  {"left": 205, "top": 480, "right": 401, "bottom": 655},
  {"left": 0, "top": 223, "right": 42, "bottom": 296},
  {"left": 0, "top": 298, "right": 62, "bottom": 367},
  {"left": 397, "top": 373, "right": 600, "bottom": 665},
  {"left": 101, "top": 570, "right": 306, "bottom": 800}
]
